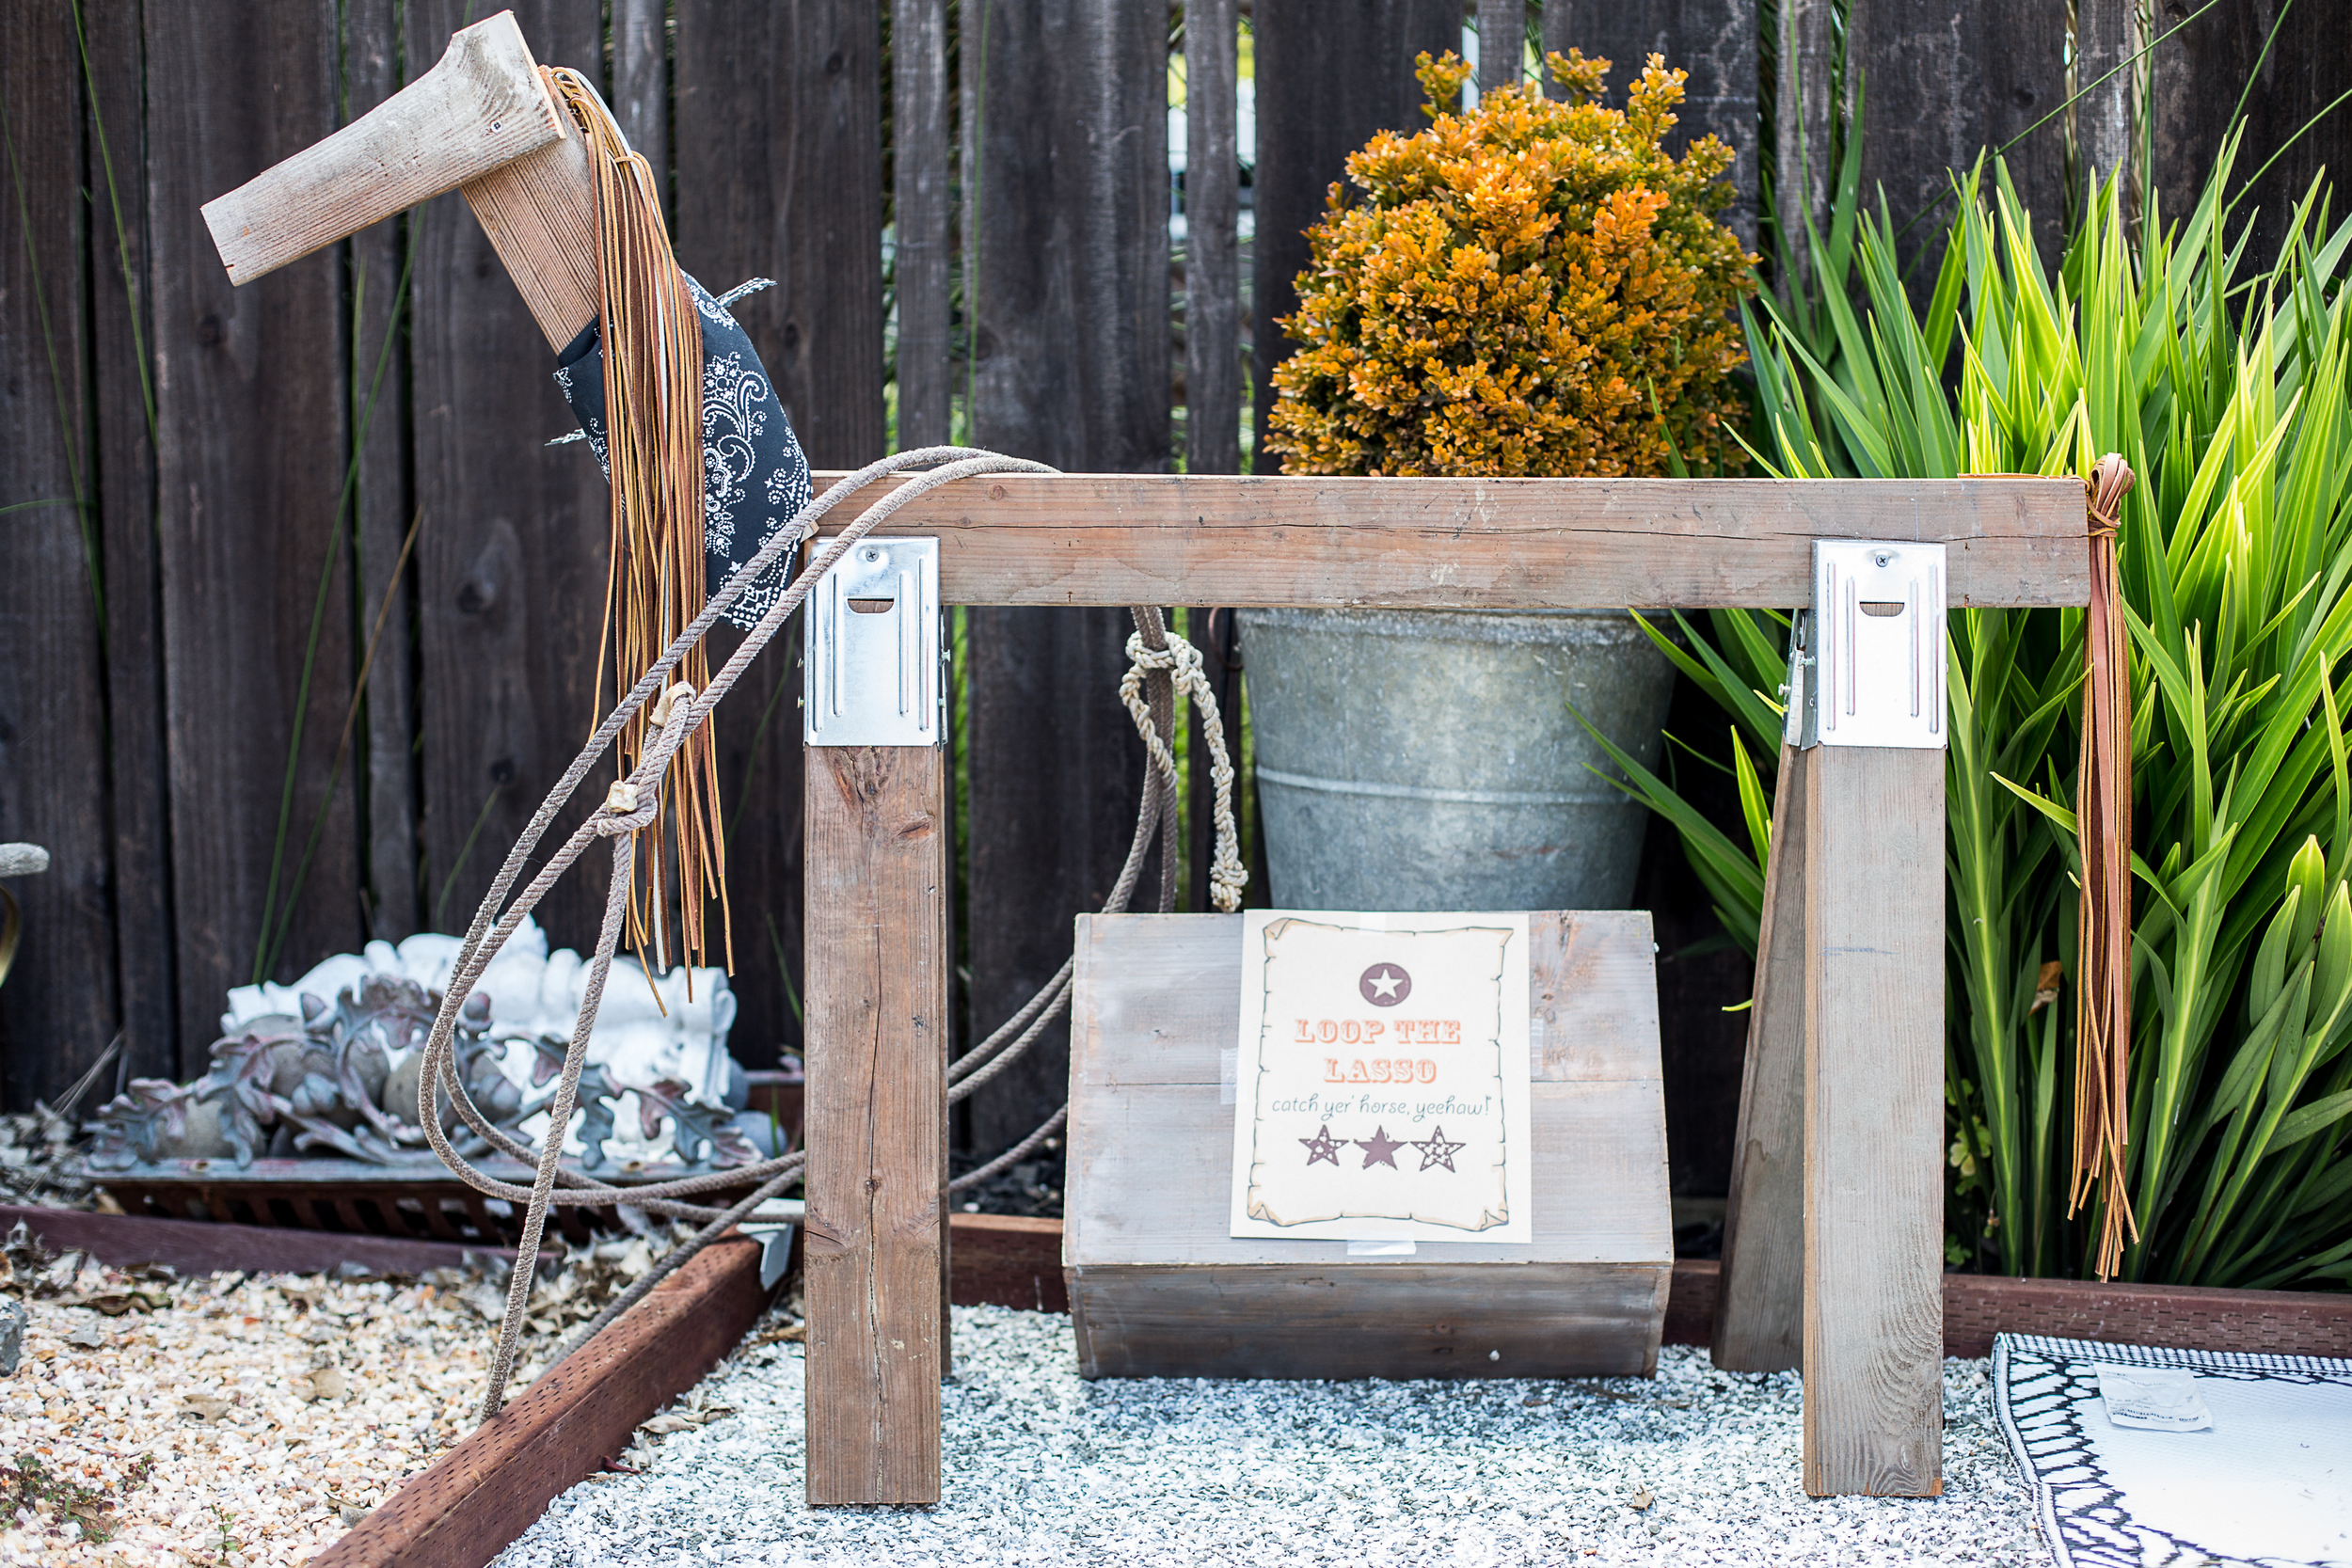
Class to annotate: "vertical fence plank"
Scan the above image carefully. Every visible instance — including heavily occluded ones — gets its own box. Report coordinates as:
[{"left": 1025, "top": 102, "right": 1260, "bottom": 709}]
[
  {"left": 1251, "top": 0, "right": 1458, "bottom": 470},
  {"left": 2151, "top": 2, "right": 2352, "bottom": 273},
  {"left": 1185, "top": 0, "right": 1241, "bottom": 478},
  {"left": 2075, "top": 0, "right": 2139, "bottom": 218},
  {"left": 1846, "top": 0, "right": 2066, "bottom": 308},
  {"left": 0, "top": 6, "right": 118, "bottom": 1107},
  {"left": 1184, "top": 0, "right": 1242, "bottom": 914},
  {"left": 1543, "top": 0, "right": 1758, "bottom": 246},
  {"left": 81, "top": 0, "right": 177, "bottom": 1083},
  {"left": 407, "top": 0, "right": 609, "bottom": 956},
  {"left": 1476, "top": 0, "right": 1525, "bottom": 96},
  {"left": 612, "top": 0, "right": 668, "bottom": 209},
  {"left": 675, "top": 0, "right": 884, "bottom": 1065},
  {"left": 146, "top": 4, "right": 358, "bottom": 1048},
  {"left": 675, "top": 0, "right": 885, "bottom": 469},
  {"left": 961, "top": 0, "right": 1168, "bottom": 1153},
  {"left": 348, "top": 0, "right": 421, "bottom": 944},
  {"left": 1772, "top": 0, "right": 1838, "bottom": 296},
  {"left": 894, "top": 0, "right": 953, "bottom": 451}
]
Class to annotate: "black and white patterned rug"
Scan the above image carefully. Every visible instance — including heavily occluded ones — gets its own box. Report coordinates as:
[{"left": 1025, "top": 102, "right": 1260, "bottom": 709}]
[{"left": 1995, "top": 1333, "right": 2352, "bottom": 1566}]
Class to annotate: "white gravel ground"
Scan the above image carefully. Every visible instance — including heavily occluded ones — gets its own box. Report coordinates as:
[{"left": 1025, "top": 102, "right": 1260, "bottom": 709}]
[
  {"left": 498, "top": 1305, "right": 2050, "bottom": 1568},
  {"left": 0, "top": 1267, "right": 483, "bottom": 1567},
  {"left": 0, "top": 1239, "right": 664, "bottom": 1567}
]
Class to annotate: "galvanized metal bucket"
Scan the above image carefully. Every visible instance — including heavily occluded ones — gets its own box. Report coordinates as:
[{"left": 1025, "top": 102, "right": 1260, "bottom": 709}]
[{"left": 1235, "top": 608, "right": 1676, "bottom": 911}]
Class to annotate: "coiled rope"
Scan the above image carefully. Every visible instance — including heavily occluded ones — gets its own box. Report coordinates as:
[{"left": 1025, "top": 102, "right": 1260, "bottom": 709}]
[{"left": 414, "top": 448, "right": 1244, "bottom": 1418}]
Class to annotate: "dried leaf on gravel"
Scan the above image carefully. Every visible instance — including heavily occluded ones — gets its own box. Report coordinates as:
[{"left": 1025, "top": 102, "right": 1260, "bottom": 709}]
[
  {"left": 458, "top": 1282, "right": 511, "bottom": 1323},
  {"left": 295, "top": 1367, "right": 347, "bottom": 1402},
  {"left": 639, "top": 1403, "right": 735, "bottom": 1436},
  {"left": 177, "top": 1393, "right": 233, "bottom": 1422}
]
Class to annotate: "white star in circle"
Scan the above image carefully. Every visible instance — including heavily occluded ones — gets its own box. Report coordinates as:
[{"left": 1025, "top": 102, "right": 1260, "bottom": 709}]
[{"left": 1368, "top": 967, "right": 1403, "bottom": 1002}]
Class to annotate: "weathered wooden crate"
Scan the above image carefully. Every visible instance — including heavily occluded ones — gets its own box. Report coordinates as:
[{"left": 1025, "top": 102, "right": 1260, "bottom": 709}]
[{"left": 1065, "top": 910, "right": 1671, "bottom": 1380}]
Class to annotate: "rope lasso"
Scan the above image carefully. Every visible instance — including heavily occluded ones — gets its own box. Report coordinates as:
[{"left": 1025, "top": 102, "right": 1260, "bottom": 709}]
[
  {"left": 415, "top": 449, "right": 1244, "bottom": 1418},
  {"left": 2073, "top": 453, "right": 2139, "bottom": 1280}
]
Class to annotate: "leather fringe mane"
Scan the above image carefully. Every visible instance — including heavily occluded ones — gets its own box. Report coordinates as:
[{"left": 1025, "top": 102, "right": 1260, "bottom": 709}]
[
  {"left": 2074, "top": 452, "right": 2139, "bottom": 1278},
  {"left": 548, "top": 69, "right": 730, "bottom": 975}
]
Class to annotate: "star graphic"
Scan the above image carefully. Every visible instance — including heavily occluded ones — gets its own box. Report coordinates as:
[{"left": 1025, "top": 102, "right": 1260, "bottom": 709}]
[
  {"left": 1409, "top": 1125, "right": 1465, "bottom": 1172},
  {"left": 1354, "top": 1126, "right": 1404, "bottom": 1169},
  {"left": 1298, "top": 1124, "right": 1343, "bottom": 1166},
  {"left": 1367, "top": 967, "right": 1403, "bottom": 1001}
]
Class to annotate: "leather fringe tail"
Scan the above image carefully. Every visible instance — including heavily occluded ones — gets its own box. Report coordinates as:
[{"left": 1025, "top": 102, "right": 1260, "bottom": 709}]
[
  {"left": 2074, "top": 452, "right": 2140, "bottom": 1279},
  {"left": 548, "top": 70, "right": 730, "bottom": 975}
]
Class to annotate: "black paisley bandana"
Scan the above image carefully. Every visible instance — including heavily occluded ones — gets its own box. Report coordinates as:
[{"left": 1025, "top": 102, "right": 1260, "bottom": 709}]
[{"left": 552, "top": 273, "right": 812, "bottom": 631}]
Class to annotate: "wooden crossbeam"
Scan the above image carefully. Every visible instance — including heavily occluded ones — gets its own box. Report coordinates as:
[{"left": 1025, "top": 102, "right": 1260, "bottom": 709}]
[{"left": 810, "top": 473, "right": 2090, "bottom": 610}]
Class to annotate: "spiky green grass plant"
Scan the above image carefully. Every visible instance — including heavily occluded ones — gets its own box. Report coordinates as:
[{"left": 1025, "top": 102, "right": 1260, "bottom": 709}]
[{"left": 1598, "top": 135, "right": 2352, "bottom": 1289}]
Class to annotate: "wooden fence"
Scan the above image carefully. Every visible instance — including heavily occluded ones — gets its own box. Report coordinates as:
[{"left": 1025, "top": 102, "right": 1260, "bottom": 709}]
[{"left": 2, "top": 0, "right": 2344, "bottom": 1177}]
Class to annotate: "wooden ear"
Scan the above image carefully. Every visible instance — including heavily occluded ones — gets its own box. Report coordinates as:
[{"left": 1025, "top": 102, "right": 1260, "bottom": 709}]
[{"left": 201, "top": 9, "right": 564, "bottom": 286}]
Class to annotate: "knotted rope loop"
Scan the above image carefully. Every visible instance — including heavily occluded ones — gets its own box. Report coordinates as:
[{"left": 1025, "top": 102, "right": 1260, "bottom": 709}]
[
  {"left": 2074, "top": 452, "right": 2139, "bottom": 1279},
  {"left": 1120, "top": 631, "right": 1248, "bottom": 914},
  {"left": 2087, "top": 453, "right": 2131, "bottom": 539}
]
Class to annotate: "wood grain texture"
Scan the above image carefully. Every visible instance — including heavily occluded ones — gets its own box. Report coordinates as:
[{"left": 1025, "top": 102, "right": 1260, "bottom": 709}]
[
  {"left": 1184, "top": 0, "right": 1242, "bottom": 478},
  {"left": 1072, "top": 1263, "right": 1669, "bottom": 1381},
  {"left": 1773, "top": 0, "right": 1838, "bottom": 300},
  {"left": 408, "top": 0, "right": 611, "bottom": 959},
  {"left": 1252, "top": 0, "right": 1460, "bottom": 469},
  {"left": 2150, "top": 0, "right": 2352, "bottom": 274},
  {"left": 0, "top": 1, "right": 118, "bottom": 1109},
  {"left": 803, "top": 746, "right": 947, "bottom": 1506},
  {"left": 1848, "top": 0, "right": 2066, "bottom": 311},
  {"left": 0, "top": 1203, "right": 512, "bottom": 1278},
  {"left": 1803, "top": 746, "right": 1944, "bottom": 1497},
  {"left": 83, "top": 0, "right": 180, "bottom": 1084},
  {"left": 457, "top": 130, "right": 598, "bottom": 352},
  {"left": 1067, "top": 912, "right": 1671, "bottom": 1379},
  {"left": 1476, "top": 0, "right": 1526, "bottom": 95},
  {"left": 348, "top": 0, "right": 421, "bottom": 943},
  {"left": 807, "top": 472, "right": 2093, "bottom": 610},
  {"left": 1542, "top": 0, "right": 1758, "bottom": 245},
  {"left": 2074, "top": 0, "right": 2139, "bottom": 206},
  {"left": 148, "top": 1, "right": 361, "bottom": 1051},
  {"left": 318, "top": 1237, "right": 765, "bottom": 1568},
  {"left": 675, "top": 0, "right": 884, "bottom": 468},
  {"left": 201, "top": 12, "right": 563, "bottom": 287},
  {"left": 1714, "top": 744, "right": 1806, "bottom": 1372},
  {"left": 611, "top": 0, "right": 667, "bottom": 214},
  {"left": 892, "top": 0, "right": 953, "bottom": 451},
  {"left": 959, "top": 0, "right": 1168, "bottom": 1157},
  {"left": 948, "top": 1212, "right": 1069, "bottom": 1314}
]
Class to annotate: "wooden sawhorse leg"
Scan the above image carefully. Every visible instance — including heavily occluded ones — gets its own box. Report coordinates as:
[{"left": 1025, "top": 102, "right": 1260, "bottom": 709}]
[
  {"left": 804, "top": 744, "right": 949, "bottom": 1505},
  {"left": 1716, "top": 744, "right": 1945, "bottom": 1497}
]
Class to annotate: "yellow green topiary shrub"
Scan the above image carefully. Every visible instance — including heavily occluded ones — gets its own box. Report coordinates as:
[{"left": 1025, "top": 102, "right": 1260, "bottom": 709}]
[{"left": 1267, "top": 50, "right": 1757, "bottom": 478}]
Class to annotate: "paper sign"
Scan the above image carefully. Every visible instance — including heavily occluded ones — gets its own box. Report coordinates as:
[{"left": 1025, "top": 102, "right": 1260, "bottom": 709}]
[{"left": 1229, "top": 911, "right": 1532, "bottom": 1243}]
